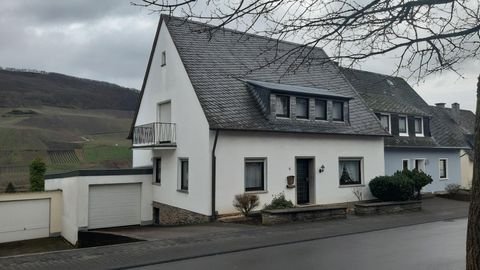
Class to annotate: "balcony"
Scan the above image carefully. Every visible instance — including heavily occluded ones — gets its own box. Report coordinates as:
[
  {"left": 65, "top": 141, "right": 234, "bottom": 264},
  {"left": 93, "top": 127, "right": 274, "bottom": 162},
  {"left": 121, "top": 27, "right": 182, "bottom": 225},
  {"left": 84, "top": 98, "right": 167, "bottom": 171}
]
[{"left": 132, "top": 122, "right": 176, "bottom": 148}]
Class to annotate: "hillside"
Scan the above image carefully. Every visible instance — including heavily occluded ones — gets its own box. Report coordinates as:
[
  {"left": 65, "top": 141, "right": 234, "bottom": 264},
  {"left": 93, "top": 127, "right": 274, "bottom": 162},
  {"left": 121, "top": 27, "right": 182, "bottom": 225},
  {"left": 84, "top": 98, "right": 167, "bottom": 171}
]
[{"left": 0, "top": 68, "right": 139, "bottom": 192}]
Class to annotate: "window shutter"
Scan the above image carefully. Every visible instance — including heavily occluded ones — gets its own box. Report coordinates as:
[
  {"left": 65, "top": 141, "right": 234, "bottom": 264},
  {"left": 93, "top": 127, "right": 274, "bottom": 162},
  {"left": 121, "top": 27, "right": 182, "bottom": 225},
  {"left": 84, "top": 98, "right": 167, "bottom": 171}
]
[
  {"left": 408, "top": 117, "right": 415, "bottom": 137},
  {"left": 391, "top": 114, "right": 399, "bottom": 135},
  {"left": 423, "top": 117, "right": 431, "bottom": 137}
]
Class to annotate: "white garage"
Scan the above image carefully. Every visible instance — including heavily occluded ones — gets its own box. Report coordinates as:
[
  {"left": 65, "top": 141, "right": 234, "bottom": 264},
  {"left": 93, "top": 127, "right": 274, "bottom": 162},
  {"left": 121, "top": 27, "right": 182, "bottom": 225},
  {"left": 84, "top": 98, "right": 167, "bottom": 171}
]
[
  {"left": 88, "top": 183, "right": 142, "bottom": 229},
  {"left": 0, "top": 199, "right": 50, "bottom": 243}
]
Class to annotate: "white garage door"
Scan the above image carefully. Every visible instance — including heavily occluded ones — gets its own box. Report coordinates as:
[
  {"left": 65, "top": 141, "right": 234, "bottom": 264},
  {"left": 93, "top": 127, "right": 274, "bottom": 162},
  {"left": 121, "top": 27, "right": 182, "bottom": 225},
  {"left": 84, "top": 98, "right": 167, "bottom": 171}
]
[
  {"left": 0, "top": 199, "right": 50, "bottom": 243},
  {"left": 88, "top": 184, "right": 141, "bottom": 229}
]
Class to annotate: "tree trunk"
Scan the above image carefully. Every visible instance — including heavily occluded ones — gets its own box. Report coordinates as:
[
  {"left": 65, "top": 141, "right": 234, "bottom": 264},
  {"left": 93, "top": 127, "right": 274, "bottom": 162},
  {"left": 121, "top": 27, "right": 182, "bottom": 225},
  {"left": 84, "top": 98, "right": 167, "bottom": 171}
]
[{"left": 467, "top": 75, "right": 480, "bottom": 269}]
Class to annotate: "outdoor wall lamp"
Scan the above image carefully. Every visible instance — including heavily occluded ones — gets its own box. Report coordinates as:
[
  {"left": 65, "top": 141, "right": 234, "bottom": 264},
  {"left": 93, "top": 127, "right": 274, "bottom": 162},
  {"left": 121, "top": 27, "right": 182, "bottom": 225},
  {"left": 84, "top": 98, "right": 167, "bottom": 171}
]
[{"left": 319, "top": 165, "right": 325, "bottom": 173}]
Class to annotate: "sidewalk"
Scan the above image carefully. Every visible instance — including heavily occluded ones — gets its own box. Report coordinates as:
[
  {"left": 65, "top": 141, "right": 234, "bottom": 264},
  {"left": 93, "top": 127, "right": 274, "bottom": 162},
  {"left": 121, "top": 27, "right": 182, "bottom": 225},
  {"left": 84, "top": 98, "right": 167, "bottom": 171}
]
[{"left": 0, "top": 197, "right": 468, "bottom": 270}]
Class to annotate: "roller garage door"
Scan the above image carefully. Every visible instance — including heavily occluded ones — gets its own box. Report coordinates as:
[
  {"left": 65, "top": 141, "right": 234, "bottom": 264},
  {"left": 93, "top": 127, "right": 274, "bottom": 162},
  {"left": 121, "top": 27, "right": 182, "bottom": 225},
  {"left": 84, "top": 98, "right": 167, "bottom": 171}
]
[
  {"left": 88, "top": 184, "right": 141, "bottom": 229},
  {"left": 0, "top": 199, "right": 50, "bottom": 243}
]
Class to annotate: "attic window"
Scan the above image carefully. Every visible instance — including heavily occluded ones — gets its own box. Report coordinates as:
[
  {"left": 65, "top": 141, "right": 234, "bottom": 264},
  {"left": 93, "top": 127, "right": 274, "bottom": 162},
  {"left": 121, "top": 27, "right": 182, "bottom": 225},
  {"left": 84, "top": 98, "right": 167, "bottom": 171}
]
[
  {"left": 332, "top": 101, "right": 344, "bottom": 121},
  {"left": 161, "top": 51, "right": 166, "bottom": 66},
  {"left": 276, "top": 95, "right": 290, "bottom": 118}
]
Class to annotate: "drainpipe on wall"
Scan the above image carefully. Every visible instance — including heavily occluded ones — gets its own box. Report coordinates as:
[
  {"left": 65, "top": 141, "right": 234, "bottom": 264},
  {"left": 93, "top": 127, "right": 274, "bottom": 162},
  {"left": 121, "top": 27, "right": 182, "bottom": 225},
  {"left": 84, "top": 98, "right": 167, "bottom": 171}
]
[{"left": 211, "top": 129, "right": 220, "bottom": 221}]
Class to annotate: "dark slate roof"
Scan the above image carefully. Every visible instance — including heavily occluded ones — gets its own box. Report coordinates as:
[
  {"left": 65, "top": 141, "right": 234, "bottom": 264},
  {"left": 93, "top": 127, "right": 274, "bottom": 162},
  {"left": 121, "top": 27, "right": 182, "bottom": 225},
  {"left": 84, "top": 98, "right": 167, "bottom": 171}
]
[
  {"left": 130, "top": 16, "right": 388, "bottom": 137},
  {"left": 340, "top": 67, "right": 472, "bottom": 149},
  {"left": 243, "top": 80, "right": 353, "bottom": 99}
]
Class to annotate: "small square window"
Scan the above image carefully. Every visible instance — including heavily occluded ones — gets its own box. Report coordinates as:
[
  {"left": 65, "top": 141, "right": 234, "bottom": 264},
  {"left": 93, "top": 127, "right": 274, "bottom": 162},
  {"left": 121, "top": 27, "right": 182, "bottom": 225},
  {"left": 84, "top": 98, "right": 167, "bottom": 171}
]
[
  {"left": 161, "top": 51, "right": 166, "bottom": 66},
  {"left": 245, "top": 159, "right": 266, "bottom": 191},
  {"left": 155, "top": 158, "right": 161, "bottom": 184},
  {"left": 332, "top": 101, "right": 344, "bottom": 121},
  {"left": 315, "top": 99, "right": 327, "bottom": 120},
  {"left": 296, "top": 97, "right": 309, "bottom": 119},
  {"left": 179, "top": 159, "right": 189, "bottom": 191},
  {"left": 276, "top": 95, "right": 290, "bottom": 118},
  {"left": 339, "top": 158, "right": 362, "bottom": 186},
  {"left": 439, "top": 159, "right": 448, "bottom": 179},
  {"left": 414, "top": 117, "right": 423, "bottom": 136},
  {"left": 399, "top": 116, "right": 408, "bottom": 135}
]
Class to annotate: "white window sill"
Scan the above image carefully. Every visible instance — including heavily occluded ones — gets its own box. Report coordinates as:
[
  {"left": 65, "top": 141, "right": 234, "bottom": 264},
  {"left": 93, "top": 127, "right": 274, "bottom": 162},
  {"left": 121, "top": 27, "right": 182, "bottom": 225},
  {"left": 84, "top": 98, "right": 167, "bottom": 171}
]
[
  {"left": 152, "top": 182, "right": 161, "bottom": 186},
  {"left": 177, "top": 189, "right": 189, "bottom": 194},
  {"left": 245, "top": 190, "right": 268, "bottom": 194},
  {"left": 416, "top": 134, "right": 424, "bottom": 137},
  {"left": 339, "top": 184, "right": 365, "bottom": 188},
  {"left": 439, "top": 178, "right": 448, "bottom": 181},
  {"left": 399, "top": 133, "right": 409, "bottom": 137}
]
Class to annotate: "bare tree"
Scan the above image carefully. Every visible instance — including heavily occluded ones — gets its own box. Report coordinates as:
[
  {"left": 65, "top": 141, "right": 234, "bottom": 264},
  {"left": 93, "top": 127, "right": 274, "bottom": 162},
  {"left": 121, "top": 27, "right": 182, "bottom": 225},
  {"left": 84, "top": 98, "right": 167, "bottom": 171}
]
[{"left": 135, "top": 0, "right": 480, "bottom": 268}]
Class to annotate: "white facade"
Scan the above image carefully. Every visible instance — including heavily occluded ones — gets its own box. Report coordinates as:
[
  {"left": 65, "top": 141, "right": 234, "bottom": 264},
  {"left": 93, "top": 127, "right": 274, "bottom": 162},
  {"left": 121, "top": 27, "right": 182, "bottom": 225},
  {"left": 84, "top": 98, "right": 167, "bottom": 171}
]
[
  {"left": 460, "top": 150, "right": 473, "bottom": 189},
  {"left": 214, "top": 131, "right": 384, "bottom": 214},
  {"left": 132, "top": 20, "right": 212, "bottom": 216},
  {"left": 45, "top": 174, "right": 152, "bottom": 245}
]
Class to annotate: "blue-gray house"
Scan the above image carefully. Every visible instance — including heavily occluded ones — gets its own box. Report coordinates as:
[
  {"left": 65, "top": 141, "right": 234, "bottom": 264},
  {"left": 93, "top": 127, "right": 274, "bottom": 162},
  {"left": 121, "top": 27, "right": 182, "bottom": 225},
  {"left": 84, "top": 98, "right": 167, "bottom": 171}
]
[{"left": 341, "top": 68, "right": 471, "bottom": 192}]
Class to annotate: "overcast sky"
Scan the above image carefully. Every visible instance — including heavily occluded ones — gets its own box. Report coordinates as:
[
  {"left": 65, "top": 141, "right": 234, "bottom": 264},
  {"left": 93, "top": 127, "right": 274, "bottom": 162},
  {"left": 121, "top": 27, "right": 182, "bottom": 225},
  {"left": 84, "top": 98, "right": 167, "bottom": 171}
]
[{"left": 1, "top": 0, "right": 477, "bottom": 111}]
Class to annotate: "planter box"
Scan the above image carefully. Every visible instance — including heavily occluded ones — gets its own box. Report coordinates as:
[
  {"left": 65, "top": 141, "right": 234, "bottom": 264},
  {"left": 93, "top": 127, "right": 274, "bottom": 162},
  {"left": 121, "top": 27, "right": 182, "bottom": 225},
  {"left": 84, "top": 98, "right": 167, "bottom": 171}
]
[
  {"left": 354, "top": 200, "right": 422, "bottom": 216},
  {"left": 262, "top": 205, "right": 347, "bottom": 225}
]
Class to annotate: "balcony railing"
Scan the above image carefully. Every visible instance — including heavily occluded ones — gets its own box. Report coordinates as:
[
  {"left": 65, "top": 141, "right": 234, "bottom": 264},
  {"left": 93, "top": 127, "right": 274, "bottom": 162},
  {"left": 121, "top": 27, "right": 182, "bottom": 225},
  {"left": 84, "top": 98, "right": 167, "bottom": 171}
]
[{"left": 133, "top": 122, "right": 176, "bottom": 147}]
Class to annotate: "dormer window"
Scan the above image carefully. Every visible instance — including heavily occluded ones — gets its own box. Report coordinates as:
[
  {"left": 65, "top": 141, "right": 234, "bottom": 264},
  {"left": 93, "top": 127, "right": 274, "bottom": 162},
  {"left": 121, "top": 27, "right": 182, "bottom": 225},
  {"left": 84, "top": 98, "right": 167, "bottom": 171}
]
[
  {"left": 414, "top": 117, "right": 424, "bottom": 137},
  {"left": 399, "top": 115, "right": 408, "bottom": 136},
  {"left": 378, "top": 113, "right": 391, "bottom": 133},
  {"left": 296, "top": 97, "right": 309, "bottom": 119},
  {"left": 315, "top": 99, "right": 327, "bottom": 120},
  {"left": 276, "top": 95, "right": 290, "bottom": 118},
  {"left": 332, "top": 101, "right": 344, "bottom": 121}
]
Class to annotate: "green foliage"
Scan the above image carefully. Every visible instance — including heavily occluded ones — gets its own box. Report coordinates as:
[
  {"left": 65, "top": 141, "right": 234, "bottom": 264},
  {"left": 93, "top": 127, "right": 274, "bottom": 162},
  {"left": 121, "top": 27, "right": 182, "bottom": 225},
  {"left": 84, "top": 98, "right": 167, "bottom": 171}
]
[
  {"left": 395, "top": 169, "right": 433, "bottom": 199},
  {"left": 5, "top": 182, "right": 16, "bottom": 193},
  {"left": 29, "top": 158, "right": 46, "bottom": 192},
  {"left": 233, "top": 193, "right": 260, "bottom": 217},
  {"left": 369, "top": 175, "right": 415, "bottom": 201},
  {"left": 263, "top": 193, "right": 294, "bottom": 210}
]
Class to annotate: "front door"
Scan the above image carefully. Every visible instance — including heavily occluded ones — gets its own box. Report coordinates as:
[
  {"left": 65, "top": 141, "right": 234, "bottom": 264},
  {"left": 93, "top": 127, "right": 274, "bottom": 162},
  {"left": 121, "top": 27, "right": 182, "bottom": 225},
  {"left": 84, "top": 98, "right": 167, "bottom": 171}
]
[{"left": 296, "top": 159, "right": 310, "bottom": 204}]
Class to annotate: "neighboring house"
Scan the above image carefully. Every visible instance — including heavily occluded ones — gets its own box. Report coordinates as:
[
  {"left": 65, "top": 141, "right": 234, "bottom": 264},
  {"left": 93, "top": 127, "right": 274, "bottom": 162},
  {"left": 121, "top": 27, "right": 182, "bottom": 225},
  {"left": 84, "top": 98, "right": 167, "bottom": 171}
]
[
  {"left": 428, "top": 103, "right": 475, "bottom": 188},
  {"left": 128, "top": 15, "right": 388, "bottom": 224},
  {"left": 341, "top": 68, "right": 471, "bottom": 192}
]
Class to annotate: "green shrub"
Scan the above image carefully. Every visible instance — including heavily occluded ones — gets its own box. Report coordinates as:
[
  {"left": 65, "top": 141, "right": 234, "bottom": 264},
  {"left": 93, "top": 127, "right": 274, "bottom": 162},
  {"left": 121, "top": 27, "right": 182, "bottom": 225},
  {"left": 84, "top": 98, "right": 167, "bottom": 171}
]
[
  {"left": 233, "top": 193, "right": 260, "bottom": 216},
  {"left": 263, "top": 193, "right": 294, "bottom": 210},
  {"left": 5, "top": 182, "right": 16, "bottom": 193},
  {"left": 369, "top": 175, "right": 414, "bottom": 201},
  {"left": 30, "top": 158, "right": 46, "bottom": 192},
  {"left": 395, "top": 169, "right": 433, "bottom": 199}
]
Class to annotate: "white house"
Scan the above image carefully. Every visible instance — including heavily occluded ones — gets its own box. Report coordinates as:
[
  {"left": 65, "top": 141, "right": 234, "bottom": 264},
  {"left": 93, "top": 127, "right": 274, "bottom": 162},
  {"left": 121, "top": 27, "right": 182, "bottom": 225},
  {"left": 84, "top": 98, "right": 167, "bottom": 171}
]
[{"left": 128, "top": 15, "right": 388, "bottom": 225}]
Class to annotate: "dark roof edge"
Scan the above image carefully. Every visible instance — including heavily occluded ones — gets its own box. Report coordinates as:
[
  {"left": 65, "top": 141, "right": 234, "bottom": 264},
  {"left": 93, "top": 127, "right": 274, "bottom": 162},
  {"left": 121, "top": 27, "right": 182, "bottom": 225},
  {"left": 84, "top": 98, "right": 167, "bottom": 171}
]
[
  {"left": 211, "top": 127, "right": 390, "bottom": 138},
  {"left": 385, "top": 145, "right": 469, "bottom": 150},
  {"left": 45, "top": 168, "right": 153, "bottom": 180},
  {"left": 128, "top": 15, "right": 164, "bottom": 139}
]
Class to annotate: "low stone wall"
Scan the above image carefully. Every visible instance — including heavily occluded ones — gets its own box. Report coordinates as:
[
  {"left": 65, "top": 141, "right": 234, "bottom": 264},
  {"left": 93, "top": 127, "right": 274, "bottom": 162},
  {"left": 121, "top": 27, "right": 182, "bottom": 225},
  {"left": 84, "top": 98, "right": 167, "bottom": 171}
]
[
  {"left": 153, "top": 201, "right": 210, "bottom": 225},
  {"left": 354, "top": 200, "right": 422, "bottom": 216},
  {"left": 262, "top": 206, "right": 347, "bottom": 225}
]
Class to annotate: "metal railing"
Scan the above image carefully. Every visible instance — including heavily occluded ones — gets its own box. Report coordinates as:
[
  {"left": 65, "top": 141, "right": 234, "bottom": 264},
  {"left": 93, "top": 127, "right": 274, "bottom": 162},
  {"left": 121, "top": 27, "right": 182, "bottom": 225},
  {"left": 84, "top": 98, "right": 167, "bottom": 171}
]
[{"left": 133, "top": 122, "right": 176, "bottom": 146}]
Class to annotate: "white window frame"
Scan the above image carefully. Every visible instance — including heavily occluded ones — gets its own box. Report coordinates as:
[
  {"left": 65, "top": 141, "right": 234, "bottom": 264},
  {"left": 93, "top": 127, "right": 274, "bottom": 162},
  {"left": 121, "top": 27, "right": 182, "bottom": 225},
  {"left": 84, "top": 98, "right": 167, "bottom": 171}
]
[
  {"left": 379, "top": 113, "right": 391, "bottom": 134},
  {"left": 439, "top": 158, "right": 448, "bottom": 180},
  {"left": 244, "top": 158, "right": 267, "bottom": 193},
  {"left": 414, "top": 117, "right": 424, "bottom": 137},
  {"left": 178, "top": 158, "right": 189, "bottom": 192},
  {"left": 338, "top": 157, "right": 364, "bottom": 187},
  {"left": 402, "top": 159, "right": 410, "bottom": 170},
  {"left": 399, "top": 115, "right": 409, "bottom": 136},
  {"left": 414, "top": 158, "right": 426, "bottom": 172}
]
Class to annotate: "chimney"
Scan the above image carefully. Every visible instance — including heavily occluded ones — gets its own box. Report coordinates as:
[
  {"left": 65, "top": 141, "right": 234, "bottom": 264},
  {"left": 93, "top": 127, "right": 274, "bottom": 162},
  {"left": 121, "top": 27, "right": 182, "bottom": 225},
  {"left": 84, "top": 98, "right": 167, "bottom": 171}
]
[
  {"left": 435, "top": 103, "right": 446, "bottom": 108},
  {"left": 451, "top": 102, "right": 460, "bottom": 123}
]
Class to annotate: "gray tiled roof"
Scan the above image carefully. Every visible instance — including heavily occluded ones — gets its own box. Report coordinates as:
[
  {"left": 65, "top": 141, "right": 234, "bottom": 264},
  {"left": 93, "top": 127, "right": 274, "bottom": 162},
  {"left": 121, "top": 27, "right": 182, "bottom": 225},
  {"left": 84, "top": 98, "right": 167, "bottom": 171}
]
[
  {"left": 340, "top": 67, "right": 472, "bottom": 149},
  {"left": 158, "top": 16, "right": 387, "bottom": 136}
]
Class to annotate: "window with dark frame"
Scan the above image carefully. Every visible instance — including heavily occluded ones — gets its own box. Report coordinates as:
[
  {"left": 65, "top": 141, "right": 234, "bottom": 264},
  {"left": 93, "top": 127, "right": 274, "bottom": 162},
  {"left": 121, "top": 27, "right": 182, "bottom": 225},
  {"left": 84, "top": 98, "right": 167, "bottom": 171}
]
[
  {"left": 296, "top": 97, "right": 309, "bottom": 119},
  {"left": 439, "top": 159, "right": 448, "bottom": 179},
  {"left": 315, "top": 99, "right": 327, "bottom": 120},
  {"left": 245, "top": 159, "right": 265, "bottom": 191},
  {"left": 332, "top": 101, "right": 344, "bottom": 121},
  {"left": 161, "top": 51, "right": 166, "bottom": 66},
  {"left": 153, "top": 207, "right": 160, "bottom": 225},
  {"left": 339, "top": 158, "right": 362, "bottom": 186},
  {"left": 275, "top": 95, "right": 290, "bottom": 118},
  {"left": 180, "top": 159, "right": 189, "bottom": 191},
  {"left": 414, "top": 117, "right": 423, "bottom": 135},
  {"left": 399, "top": 116, "right": 408, "bottom": 134},
  {"left": 155, "top": 158, "right": 161, "bottom": 184},
  {"left": 378, "top": 114, "right": 390, "bottom": 133},
  {"left": 402, "top": 159, "right": 409, "bottom": 170},
  {"left": 415, "top": 159, "right": 425, "bottom": 172}
]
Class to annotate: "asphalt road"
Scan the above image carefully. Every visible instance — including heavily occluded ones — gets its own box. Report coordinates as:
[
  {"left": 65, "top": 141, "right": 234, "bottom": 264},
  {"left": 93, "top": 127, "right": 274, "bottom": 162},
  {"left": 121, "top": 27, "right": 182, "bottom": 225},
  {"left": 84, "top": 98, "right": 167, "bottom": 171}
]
[{"left": 133, "top": 218, "right": 467, "bottom": 270}]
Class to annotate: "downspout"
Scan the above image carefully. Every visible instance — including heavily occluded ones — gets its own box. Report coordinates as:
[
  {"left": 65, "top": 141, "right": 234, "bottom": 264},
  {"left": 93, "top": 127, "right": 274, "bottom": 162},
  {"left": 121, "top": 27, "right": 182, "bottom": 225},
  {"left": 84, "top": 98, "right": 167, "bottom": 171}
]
[{"left": 211, "top": 129, "right": 220, "bottom": 221}]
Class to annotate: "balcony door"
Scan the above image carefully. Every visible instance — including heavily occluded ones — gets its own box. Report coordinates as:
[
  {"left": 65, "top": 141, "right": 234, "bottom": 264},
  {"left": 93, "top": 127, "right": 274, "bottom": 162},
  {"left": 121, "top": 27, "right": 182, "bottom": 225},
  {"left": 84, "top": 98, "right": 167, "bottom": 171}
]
[{"left": 157, "top": 102, "right": 172, "bottom": 143}]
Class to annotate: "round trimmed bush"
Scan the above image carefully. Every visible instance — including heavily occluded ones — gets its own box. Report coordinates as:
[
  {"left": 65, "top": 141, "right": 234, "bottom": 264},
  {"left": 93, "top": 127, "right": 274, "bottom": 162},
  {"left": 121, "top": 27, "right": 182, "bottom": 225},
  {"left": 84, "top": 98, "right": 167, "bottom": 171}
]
[{"left": 369, "top": 175, "right": 415, "bottom": 201}]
